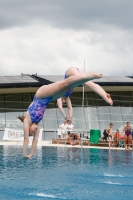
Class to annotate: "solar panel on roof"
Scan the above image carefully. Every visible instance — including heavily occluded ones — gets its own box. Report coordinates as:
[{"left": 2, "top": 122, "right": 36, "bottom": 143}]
[
  {"left": 0, "top": 75, "right": 39, "bottom": 85},
  {"left": 0, "top": 74, "right": 133, "bottom": 88},
  {"left": 37, "top": 75, "right": 63, "bottom": 82}
]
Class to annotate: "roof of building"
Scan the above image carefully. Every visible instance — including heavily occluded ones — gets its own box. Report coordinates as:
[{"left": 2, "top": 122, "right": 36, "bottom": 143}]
[
  {"left": 0, "top": 74, "right": 40, "bottom": 88},
  {"left": 92, "top": 76, "right": 133, "bottom": 86},
  {"left": 0, "top": 74, "right": 133, "bottom": 88}
]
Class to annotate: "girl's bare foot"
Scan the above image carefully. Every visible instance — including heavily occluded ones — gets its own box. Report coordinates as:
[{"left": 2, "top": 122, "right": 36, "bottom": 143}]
[
  {"left": 103, "top": 93, "right": 113, "bottom": 106},
  {"left": 87, "top": 72, "right": 102, "bottom": 80}
]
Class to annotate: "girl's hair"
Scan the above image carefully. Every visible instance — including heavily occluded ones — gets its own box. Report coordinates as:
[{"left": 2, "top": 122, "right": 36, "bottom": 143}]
[
  {"left": 17, "top": 115, "right": 25, "bottom": 122},
  {"left": 110, "top": 123, "right": 113, "bottom": 126}
]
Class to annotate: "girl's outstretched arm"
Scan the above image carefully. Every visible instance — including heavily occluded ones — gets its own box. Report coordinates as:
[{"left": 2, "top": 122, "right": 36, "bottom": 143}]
[
  {"left": 23, "top": 119, "right": 30, "bottom": 158},
  {"left": 84, "top": 81, "right": 113, "bottom": 105},
  {"left": 28, "top": 126, "right": 40, "bottom": 159},
  {"left": 57, "top": 97, "right": 73, "bottom": 121}
]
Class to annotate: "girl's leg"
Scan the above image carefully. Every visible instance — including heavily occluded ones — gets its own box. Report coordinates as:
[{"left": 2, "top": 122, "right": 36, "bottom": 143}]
[
  {"left": 124, "top": 134, "right": 127, "bottom": 150},
  {"left": 36, "top": 72, "right": 102, "bottom": 100},
  {"left": 84, "top": 81, "right": 113, "bottom": 105},
  {"left": 65, "top": 67, "right": 113, "bottom": 105},
  {"left": 66, "top": 67, "right": 85, "bottom": 77}
]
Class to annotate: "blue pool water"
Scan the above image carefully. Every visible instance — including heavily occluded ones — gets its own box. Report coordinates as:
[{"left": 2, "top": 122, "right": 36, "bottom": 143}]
[{"left": 0, "top": 146, "right": 133, "bottom": 200}]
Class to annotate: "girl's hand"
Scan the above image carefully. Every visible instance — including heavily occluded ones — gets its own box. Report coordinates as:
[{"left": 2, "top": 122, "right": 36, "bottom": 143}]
[
  {"left": 66, "top": 119, "right": 72, "bottom": 124},
  {"left": 22, "top": 155, "right": 32, "bottom": 160}
]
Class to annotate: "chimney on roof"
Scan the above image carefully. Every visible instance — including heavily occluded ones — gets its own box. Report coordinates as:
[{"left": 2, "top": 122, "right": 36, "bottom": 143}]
[{"left": 21, "top": 73, "right": 29, "bottom": 77}]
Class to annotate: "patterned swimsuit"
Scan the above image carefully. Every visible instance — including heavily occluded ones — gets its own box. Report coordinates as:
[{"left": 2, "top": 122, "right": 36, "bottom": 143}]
[
  {"left": 27, "top": 95, "right": 52, "bottom": 123},
  {"left": 63, "top": 68, "right": 79, "bottom": 97}
]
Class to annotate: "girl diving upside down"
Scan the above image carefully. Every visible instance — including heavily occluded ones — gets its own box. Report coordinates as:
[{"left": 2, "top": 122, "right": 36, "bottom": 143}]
[{"left": 18, "top": 71, "right": 102, "bottom": 159}]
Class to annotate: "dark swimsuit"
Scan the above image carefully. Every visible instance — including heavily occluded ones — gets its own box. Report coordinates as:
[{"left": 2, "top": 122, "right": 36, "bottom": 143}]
[
  {"left": 27, "top": 95, "right": 52, "bottom": 123},
  {"left": 125, "top": 127, "right": 131, "bottom": 137}
]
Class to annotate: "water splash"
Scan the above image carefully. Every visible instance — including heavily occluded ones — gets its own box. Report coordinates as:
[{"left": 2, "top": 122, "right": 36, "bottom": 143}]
[
  {"left": 104, "top": 173, "right": 125, "bottom": 178},
  {"left": 29, "top": 192, "right": 56, "bottom": 198},
  {"left": 29, "top": 192, "right": 68, "bottom": 199},
  {"left": 103, "top": 181, "right": 124, "bottom": 185}
]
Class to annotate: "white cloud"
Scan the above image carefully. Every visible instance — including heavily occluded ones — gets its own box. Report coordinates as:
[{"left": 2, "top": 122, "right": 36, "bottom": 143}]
[
  {"left": 0, "top": 1, "right": 133, "bottom": 77},
  {"left": 0, "top": 22, "right": 133, "bottom": 76}
]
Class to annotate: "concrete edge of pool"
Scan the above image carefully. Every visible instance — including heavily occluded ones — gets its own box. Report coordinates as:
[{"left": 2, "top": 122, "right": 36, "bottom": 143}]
[{"left": 0, "top": 140, "right": 128, "bottom": 151}]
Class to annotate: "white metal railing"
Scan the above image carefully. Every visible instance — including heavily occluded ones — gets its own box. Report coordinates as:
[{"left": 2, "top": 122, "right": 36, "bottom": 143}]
[{"left": 44, "top": 128, "right": 90, "bottom": 148}]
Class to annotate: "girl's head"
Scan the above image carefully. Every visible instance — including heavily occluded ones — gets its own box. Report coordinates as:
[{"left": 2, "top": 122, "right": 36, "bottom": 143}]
[
  {"left": 29, "top": 123, "right": 38, "bottom": 135},
  {"left": 17, "top": 115, "right": 38, "bottom": 135}
]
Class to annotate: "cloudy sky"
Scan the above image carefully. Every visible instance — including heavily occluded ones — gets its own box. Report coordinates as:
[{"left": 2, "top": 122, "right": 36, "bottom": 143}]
[{"left": 0, "top": 0, "right": 133, "bottom": 76}]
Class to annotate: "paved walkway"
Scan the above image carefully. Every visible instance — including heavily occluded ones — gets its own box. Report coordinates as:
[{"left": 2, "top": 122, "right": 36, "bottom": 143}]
[{"left": 0, "top": 140, "right": 127, "bottom": 150}]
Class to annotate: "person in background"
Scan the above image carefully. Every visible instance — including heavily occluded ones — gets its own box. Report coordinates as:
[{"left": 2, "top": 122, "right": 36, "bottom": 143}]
[
  {"left": 113, "top": 129, "right": 121, "bottom": 147},
  {"left": 59, "top": 121, "right": 68, "bottom": 138},
  {"left": 67, "top": 120, "right": 74, "bottom": 134},
  {"left": 102, "top": 129, "right": 108, "bottom": 143},
  {"left": 67, "top": 121, "right": 80, "bottom": 146},
  {"left": 123, "top": 122, "right": 132, "bottom": 150},
  {"left": 131, "top": 129, "right": 133, "bottom": 148},
  {"left": 119, "top": 134, "right": 125, "bottom": 148},
  {"left": 106, "top": 123, "right": 113, "bottom": 149}
]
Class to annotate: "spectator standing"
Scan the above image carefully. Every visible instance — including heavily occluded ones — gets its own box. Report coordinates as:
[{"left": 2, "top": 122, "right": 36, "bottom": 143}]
[
  {"left": 123, "top": 122, "right": 132, "bottom": 150},
  {"left": 59, "top": 121, "right": 68, "bottom": 138},
  {"left": 131, "top": 129, "right": 133, "bottom": 148},
  {"left": 106, "top": 123, "right": 113, "bottom": 149}
]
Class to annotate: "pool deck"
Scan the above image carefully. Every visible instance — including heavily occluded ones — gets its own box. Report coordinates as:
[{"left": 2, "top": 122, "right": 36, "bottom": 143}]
[{"left": 0, "top": 140, "right": 128, "bottom": 150}]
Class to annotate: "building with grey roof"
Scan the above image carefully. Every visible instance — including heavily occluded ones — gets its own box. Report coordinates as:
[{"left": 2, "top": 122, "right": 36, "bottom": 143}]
[{"left": 0, "top": 74, "right": 133, "bottom": 140}]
